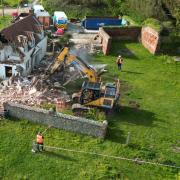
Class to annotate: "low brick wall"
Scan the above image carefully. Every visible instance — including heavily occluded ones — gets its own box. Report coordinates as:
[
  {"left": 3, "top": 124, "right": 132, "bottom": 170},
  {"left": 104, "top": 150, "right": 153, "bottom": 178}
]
[
  {"left": 104, "top": 27, "right": 141, "bottom": 40},
  {"left": 99, "top": 26, "right": 141, "bottom": 55},
  {"left": 141, "top": 26, "right": 160, "bottom": 54},
  {"left": 3, "top": 102, "right": 108, "bottom": 138}
]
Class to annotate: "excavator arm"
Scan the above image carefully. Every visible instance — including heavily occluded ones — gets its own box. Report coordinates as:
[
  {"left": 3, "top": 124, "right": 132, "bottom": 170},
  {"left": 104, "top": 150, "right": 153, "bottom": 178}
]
[
  {"left": 48, "top": 47, "right": 120, "bottom": 111},
  {"left": 49, "top": 47, "right": 100, "bottom": 83}
]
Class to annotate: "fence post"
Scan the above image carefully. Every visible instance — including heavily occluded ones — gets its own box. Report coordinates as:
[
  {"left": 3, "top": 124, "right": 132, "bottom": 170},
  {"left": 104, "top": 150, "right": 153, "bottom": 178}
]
[{"left": 126, "top": 132, "right": 131, "bottom": 145}]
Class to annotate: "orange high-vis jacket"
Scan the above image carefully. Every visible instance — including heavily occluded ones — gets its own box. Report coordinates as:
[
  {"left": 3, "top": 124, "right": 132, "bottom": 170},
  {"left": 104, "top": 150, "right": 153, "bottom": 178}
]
[
  {"left": 37, "top": 134, "right": 43, "bottom": 144},
  {"left": 116, "top": 58, "right": 123, "bottom": 64}
]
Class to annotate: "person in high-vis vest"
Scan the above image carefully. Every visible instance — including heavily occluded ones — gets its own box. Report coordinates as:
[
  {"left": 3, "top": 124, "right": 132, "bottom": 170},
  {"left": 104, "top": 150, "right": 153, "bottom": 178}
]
[
  {"left": 36, "top": 132, "right": 44, "bottom": 152},
  {"left": 116, "top": 55, "right": 123, "bottom": 70}
]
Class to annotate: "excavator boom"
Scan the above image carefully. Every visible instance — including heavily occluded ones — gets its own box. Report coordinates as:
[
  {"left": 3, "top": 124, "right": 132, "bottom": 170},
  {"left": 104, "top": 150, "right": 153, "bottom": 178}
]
[
  {"left": 47, "top": 47, "right": 120, "bottom": 111},
  {"left": 49, "top": 47, "right": 99, "bottom": 82}
]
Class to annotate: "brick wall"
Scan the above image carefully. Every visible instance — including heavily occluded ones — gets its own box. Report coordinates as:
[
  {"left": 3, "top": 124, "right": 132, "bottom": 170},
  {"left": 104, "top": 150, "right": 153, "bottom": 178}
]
[
  {"left": 141, "top": 26, "right": 160, "bottom": 54},
  {"left": 99, "top": 27, "right": 141, "bottom": 55},
  {"left": 38, "top": 16, "right": 50, "bottom": 30},
  {"left": 104, "top": 27, "right": 141, "bottom": 40},
  {"left": 4, "top": 102, "right": 108, "bottom": 138},
  {"left": 99, "top": 28, "right": 112, "bottom": 55}
]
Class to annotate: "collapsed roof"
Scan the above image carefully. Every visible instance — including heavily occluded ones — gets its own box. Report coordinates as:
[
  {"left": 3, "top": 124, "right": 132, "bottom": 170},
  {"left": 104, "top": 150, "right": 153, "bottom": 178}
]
[{"left": 0, "top": 15, "right": 43, "bottom": 45}]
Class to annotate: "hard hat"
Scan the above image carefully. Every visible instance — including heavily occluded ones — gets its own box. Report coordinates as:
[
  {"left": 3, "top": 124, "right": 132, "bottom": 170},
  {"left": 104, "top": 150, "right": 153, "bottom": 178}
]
[{"left": 118, "top": 55, "right": 121, "bottom": 57}]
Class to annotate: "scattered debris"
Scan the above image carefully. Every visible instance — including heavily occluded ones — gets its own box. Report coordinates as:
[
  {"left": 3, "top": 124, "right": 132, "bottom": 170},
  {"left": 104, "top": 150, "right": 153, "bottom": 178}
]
[{"left": 0, "top": 56, "right": 71, "bottom": 114}]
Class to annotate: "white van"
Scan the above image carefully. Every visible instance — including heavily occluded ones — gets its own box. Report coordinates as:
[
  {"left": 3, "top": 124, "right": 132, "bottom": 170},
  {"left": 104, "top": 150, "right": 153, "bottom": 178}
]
[{"left": 53, "top": 11, "right": 68, "bottom": 29}]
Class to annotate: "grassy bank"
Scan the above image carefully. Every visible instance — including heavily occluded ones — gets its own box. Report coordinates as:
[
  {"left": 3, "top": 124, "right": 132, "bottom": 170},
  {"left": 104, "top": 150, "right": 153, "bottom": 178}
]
[
  {"left": 0, "top": 16, "right": 11, "bottom": 30},
  {"left": 3, "top": 0, "right": 19, "bottom": 7},
  {"left": 0, "top": 41, "right": 180, "bottom": 179}
]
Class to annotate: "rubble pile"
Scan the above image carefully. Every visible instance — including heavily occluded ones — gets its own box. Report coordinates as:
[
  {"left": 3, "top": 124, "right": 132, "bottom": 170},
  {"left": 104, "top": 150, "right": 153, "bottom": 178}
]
[
  {"left": 0, "top": 45, "right": 104, "bottom": 116},
  {"left": 0, "top": 57, "right": 74, "bottom": 114},
  {"left": 0, "top": 75, "right": 70, "bottom": 108}
]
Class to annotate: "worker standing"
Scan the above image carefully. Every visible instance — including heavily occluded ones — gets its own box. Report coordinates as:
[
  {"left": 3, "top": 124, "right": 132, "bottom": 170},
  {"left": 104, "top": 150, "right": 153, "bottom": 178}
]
[
  {"left": 116, "top": 55, "right": 123, "bottom": 70},
  {"left": 36, "top": 132, "right": 44, "bottom": 152}
]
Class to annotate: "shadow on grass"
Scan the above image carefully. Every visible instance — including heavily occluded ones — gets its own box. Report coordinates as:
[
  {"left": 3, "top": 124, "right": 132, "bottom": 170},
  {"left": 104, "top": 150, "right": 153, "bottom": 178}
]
[
  {"left": 110, "top": 40, "right": 139, "bottom": 60},
  {"left": 121, "top": 70, "right": 144, "bottom": 75},
  {"left": 160, "top": 37, "right": 180, "bottom": 56},
  {"left": 42, "top": 150, "right": 77, "bottom": 162},
  {"left": 113, "top": 106, "right": 157, "bottom": 126},
  {"left": 106, "top": 106, "right": 160, "bottom": 143},
  {"left": 106, "top": 126, "right": 126, "bottom": 144}
]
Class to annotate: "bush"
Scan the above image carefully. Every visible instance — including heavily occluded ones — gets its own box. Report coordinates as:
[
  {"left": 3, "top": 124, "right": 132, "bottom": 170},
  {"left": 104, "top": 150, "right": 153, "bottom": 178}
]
[
  {"left": 123, "top": 15, "right": 141, "bottom": 26},
  {"left": 85, "top": 108, "right": 106, "bottom": 122},
  {"left": 143, "top": 18, "right": 163, "bottom": 32},
  {"left": 39, "top": 102, "right": 56, "bottom": 111},
  {"left": 61, "top": 109, "right": 73, "bottom": 115},
  {"left": 163, "top": 55, "right": 175, "bottom": 64},
  {"left": 58, "top": 33, "right": 73, "bottom": 48},
  {"left": 160, "top": 21, "right": 174, "bottom": 35},
  {"left": 162, "top": 21, "right": 174, "bottom": 30}
]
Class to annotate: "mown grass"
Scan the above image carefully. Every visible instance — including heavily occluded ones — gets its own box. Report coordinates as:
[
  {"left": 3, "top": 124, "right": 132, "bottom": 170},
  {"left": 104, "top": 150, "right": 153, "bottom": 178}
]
[{"left": 0, "top": 41, "right": 180, "bottom": 179}]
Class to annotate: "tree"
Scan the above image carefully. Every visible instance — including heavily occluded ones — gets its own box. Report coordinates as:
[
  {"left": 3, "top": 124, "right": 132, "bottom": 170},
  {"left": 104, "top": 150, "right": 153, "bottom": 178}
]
[
  {"left": 105, "top": 0, "right": 124, "bottom": 16},
  {"left": 58, "top": 33, "right": 73, "bottom": 48},
  {"left": 1, "top": 0, "right": 4, "bottom": 17}
]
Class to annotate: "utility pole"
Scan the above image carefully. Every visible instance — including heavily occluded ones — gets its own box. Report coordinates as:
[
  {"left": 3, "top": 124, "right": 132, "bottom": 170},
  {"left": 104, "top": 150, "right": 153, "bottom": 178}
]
[{"left": 1, "top": 0, "right": 4, "bottom": 17}]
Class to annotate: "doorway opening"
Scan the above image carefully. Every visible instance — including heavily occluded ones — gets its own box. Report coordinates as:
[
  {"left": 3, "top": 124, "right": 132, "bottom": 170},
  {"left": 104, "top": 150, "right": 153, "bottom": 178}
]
[{"left": 5, "top": 66, "right": 12, "bottom": 77}]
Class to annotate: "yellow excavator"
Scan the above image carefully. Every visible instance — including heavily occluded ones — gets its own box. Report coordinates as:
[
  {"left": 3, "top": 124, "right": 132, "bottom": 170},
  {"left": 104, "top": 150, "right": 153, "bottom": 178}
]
[{"left": 49, "top": 47, "right": 120, "bottom": 111}]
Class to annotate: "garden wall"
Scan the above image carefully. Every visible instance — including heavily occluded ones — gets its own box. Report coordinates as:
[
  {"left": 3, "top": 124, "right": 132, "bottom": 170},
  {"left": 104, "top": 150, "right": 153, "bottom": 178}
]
[
  {"left": 141, "top": 26, "right": 160, "bottom": 54},
  {"left": 99, "top": 26, "right": 141, "bottom": 55},
  {"left": 3, "top": 102, "right": 108, "bottom": 138},
  {"left": 99, "top": 28, "right": 112, "bottom": 55},
  {"left": 104, "top": 27, "right": 141, "bottom": 40}
]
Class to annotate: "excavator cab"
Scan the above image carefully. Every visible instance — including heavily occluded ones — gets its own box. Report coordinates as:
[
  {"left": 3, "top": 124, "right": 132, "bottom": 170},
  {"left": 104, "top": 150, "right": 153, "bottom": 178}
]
[
  {"left": 101, "top": 83, "right": 120, "bottom": 109},
  {"left": 80, "top": 81, "right": 101, "bottom": 104},
  {"left": 73, "top": 80, "right": 120, "bottom": 110},
  {"left": 48, "top": 47, "right": 120, "bottom": 111}
]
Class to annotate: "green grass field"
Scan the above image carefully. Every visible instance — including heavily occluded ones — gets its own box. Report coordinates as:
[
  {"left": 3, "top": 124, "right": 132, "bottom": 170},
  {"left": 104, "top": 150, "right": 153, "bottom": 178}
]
[{"left": 0, "top": 41, "right": 180, "bottom": 179}]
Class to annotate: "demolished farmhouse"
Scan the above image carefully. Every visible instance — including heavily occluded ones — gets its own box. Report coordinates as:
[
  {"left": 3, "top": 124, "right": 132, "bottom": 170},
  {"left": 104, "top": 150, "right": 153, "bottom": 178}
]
[{"left": 0, "top": 15, "right": 47, "bottom": 79}]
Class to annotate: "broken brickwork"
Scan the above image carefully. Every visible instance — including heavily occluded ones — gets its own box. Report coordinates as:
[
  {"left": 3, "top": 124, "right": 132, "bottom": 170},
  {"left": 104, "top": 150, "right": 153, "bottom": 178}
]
[{"left": 99, "top": 28, "right": 112, "bottom": 55}]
